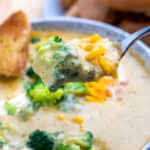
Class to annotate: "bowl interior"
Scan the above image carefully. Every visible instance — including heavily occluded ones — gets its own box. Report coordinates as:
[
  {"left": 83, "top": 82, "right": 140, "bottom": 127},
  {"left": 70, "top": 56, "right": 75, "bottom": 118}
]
[{"left": 32, "top": 17, "right": 150, "bottom": 69}]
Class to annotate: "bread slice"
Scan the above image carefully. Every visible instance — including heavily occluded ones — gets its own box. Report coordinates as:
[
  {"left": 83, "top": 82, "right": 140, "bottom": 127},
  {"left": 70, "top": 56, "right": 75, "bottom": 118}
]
[{"left": 0, "top": 11, "right": 31, "bottom": 77}]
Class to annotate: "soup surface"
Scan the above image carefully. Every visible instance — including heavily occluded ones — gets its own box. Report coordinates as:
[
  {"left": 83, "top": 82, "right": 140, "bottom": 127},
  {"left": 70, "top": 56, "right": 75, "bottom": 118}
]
[{"left": 0, "top": 30, "right": 150, "bottom": 150}]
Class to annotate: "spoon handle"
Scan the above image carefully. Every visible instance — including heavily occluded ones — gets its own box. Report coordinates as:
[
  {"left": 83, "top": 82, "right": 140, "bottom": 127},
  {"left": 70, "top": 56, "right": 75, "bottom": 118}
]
[{"left": 120, "top": 26, "right": 150, "bottom": 60}]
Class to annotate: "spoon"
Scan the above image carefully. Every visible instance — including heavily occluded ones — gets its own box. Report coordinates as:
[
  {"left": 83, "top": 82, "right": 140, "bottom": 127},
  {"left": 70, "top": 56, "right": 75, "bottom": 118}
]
[
  {"left": 120, "top": 26, "right": 150, "bottom": 61},
  {"left": 143, "top": 142, "right": 150, "bottom": 150}
]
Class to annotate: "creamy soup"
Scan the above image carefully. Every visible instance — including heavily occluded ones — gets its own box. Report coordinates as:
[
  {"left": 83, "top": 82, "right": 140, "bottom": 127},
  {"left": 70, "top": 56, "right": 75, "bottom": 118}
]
[{"left": 0, "top": 30, "right": 150, "bottom": 150}]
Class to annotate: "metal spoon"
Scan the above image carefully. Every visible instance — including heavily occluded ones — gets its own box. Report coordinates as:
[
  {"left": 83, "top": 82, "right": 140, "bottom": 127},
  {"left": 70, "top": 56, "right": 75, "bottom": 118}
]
[
  {"left": 143, "top": 142, "right": 150, "bottom": 150},
  {"left": 120, "top": 26, "right": 150, "bottom": 61}
]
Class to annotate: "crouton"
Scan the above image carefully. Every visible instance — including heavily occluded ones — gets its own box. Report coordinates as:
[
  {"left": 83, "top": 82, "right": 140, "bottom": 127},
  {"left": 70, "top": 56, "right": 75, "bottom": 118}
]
[{"left": 0, "top": 11, "right": 31, "bottom": 77}]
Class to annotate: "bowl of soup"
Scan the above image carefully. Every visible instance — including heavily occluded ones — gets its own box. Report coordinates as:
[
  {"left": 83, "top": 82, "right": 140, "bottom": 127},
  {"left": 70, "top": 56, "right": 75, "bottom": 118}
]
[{"left": 0, "top": 15, "right": 150, "bottom": 150}]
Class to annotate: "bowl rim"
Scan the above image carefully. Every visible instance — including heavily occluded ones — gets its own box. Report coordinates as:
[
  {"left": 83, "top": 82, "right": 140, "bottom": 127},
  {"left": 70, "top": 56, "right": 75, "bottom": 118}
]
[{"left": 31, "top": 16, "right": 149, "bottom": 53}]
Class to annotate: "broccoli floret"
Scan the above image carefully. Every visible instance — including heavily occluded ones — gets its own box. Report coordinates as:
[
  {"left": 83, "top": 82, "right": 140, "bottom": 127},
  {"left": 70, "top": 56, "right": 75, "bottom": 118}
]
[
  {"left": 26, "top": 80, "right": 64, "bottom": 106},
  {"left": 57, "top": 143, "right": 81, "bottom": 150},
  {"left": 31, "top": 37, "right": 41, "bottom": 44},
  {"left": 24, "top": 67, "right": 41, "bottom": 93},
  {"left": 26, "top": 67, "right": 40, "bottom": 80},
  {"left": 27, "top": 80, "right": 53, "bottom": 104},
  {"left": 25, "top": 66, "right": 64, "bottom": 107},
  {"left": 63, "top": 131, "right": 93, "bottom": 150},
  {"left": 36, "top": 36, "right": 64, "bottom": 54},
  {"left": 26, "top": 130, "right": 54, "bottom": 150},
  {"left": 53, "top": 89, "right": 64, "bottom": 100},
  {"left": 52, "top": 49, "right": 81, "bottom": 83},
  {"left": 48, "top": 36, "right": 63, "bottom": 49},
  {"left": 26, "top": 130, "right": 96, "bottom": 150},
  {"left": 64, "top": 82, "right": 87, "bottom": 95},
  {"left": 56, "top": 131, "right": 94, "bottom": 150}
]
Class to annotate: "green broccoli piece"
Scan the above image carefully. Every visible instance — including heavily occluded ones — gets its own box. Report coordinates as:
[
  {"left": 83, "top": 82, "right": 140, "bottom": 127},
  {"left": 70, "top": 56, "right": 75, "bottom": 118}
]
[
  {"left": 53, "top": 89, "right": 65, "bottom": 100},
  {"left": 26, "top": 129, "right": 54, "bottom": 150},
  {"left": 0, "top": 136, "right": 5, "bottom": 148},
  {"left": 57, "top": 143, "right": 81, "bottom": 150},
  {"left": 52, "top": 49, "right": 81, "bottom": 83},
  {"left": 64, "top": 82, "right": 87, "bottom": 95},
  {"left": 4, "top": 102, "right": 17, "bottom": 116},
  {"left": 53, "top": 36, "right": 62, "bottom": 43},
  {"left": 36, "top": 36, "right": 64, "bottom": 54},
  {"left": 27, "top": 80, "right": 52, "bottom": 104},
  {"left": 48, "top": 36, "right": 63, "bottom": 49},
  {"left": 27, "top": 80, "right": 64, "bottom": 106},
  {"left": 24, "top": 67, "right": 41, "bottom": 93},
  {"left": 63, "top": 131, "right": 93, "bottom": 150},
  {"left": 26, "top": 67, "right": 40, "bottom": 80},
  {"left": 31, "top": 37, "right": 41, "bottom": 44}
]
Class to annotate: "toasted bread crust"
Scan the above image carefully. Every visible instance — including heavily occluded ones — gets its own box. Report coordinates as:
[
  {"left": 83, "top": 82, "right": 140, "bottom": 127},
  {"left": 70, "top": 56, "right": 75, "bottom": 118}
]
[{"left": 0, "top": 11, "right": 31, "bottom": 77}]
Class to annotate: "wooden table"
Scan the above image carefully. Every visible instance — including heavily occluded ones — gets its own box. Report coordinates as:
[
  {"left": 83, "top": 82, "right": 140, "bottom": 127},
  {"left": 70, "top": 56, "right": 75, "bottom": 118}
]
[{"left": 0, "top": 0, "right": 44, "bottom": 23}]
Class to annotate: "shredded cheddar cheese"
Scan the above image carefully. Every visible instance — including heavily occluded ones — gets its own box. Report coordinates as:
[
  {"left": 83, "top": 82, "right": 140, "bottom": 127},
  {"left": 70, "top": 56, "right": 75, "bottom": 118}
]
[
  {"left": 72, "top": 116, "right": 85, "bottom": 132},
  {"left": 97, "top": 55, "right": 118, "bottom": 77},
  {"left": 87, "top": 34, "right": 101, "bottom": 43},
  {"left": 85, "top": 77, "right": 115, "bottom": 103},
  {"left": 86, "top": 47, "right": 106, "bottom": 61},
  {"left": 79, "top": 34, "right": 119, "bottom": 77},
  {"left": 72, "top": 116, "right": 84, "bottom": 124},
  {"left": 77, "top": 34, "right": 119, "bottom": 103},
  {"left": 57, "top": 114, "right": 68, "bottom": 122},
  {"left": 31, "top": 31, "right": 41, "bottom": 38},
  {"left": 56, "top": 114, "right": 85, "bottom": 132},
  {"left": 79, "top": 34, "right": 102, "bottom": 51},
  {"left": 80, "top": 43, "right": 94, "bottom": 51}
]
